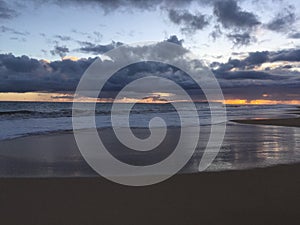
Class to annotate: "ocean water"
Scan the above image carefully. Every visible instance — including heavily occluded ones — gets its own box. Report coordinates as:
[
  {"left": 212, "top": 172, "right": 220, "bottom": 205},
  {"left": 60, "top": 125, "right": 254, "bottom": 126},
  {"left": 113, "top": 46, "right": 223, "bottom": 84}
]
[
  {"left": 0, "top": 101, "right": 296, "bottom": 140},
  {"left": 0, "top": 101, "right": 299, "bottom": 176}
]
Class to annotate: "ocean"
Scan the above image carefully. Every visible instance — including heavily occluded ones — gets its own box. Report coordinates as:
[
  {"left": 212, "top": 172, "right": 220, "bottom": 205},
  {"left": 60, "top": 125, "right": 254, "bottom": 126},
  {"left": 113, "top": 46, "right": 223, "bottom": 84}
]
[
  {"left": 0, "top": 101, "right": 295, "bottom": 140},
  {"left": 0, "top": 101, "right": 299, "bottom": 176}
]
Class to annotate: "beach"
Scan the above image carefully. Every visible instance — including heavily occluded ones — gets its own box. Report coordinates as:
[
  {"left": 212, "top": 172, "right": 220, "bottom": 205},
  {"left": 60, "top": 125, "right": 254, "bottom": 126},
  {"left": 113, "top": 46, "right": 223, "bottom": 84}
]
[
  {"left": 0, "top": 104, "right": 300, "bottom": 224},
  {"left": 1, "top": 123, "right": 300, "bottom": 176},
  {"left": 0, "top": 163, "right": 299, "bottom": 225},
  {"left": 0, "top": 119, "right": 299, "bottom": 224}
]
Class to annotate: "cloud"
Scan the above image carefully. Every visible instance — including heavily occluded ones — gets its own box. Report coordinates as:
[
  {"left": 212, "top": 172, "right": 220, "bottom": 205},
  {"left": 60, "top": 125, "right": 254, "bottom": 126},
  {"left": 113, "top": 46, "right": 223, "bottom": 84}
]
[
  {"left": 78, "top": 41, "right": 123, "bottom": 54},
  {"left": 50, "top": 46, "right": 69, "bottom": 58},
  {"left": 0, "top": 39, "right": 192, "bottom": 94},
  {"left": 211, "top": 0, "right": 261, "bottom": 46},
  {"left": 0, "top": 25, "right": 29, "bottom": 36},
  {"left": 214, "top": 70, "right": 286, "bottom": 81},
  {"left": 227, "top": 32, "right": 256, "bottom": 46},
  {"left": 0, "top": 54, "right": 40, "bottom": 73},
  {"left": 0, "top": 0, "right": 18, "bottom": 19},
  {"left": 242, "top": 51, "right": 269, "bottom": 67},
  {"left": 0, "top": 53, "right": 94, "bottom": 92},
  {"left": 168, "top": 9, "right": 210, "bottom": 33},
  {"left": 210, "top": 24, "right": 222, "bottom": 40},
  {"left": 1, "top": 40, "right": 299, "bottom": 101},
  {"left": 266, "top": 6, "right": 296, "bottom": 33},
  {"left": 48, "top": 0, "right": 198, "bottom": 12},
  {"left": 27, "top": 0, "right": 289, "bottom": 48},
  {"left": 213, "top": 0, "right": 260, "bottom": 30},
  {"left": 54, "top": 35, "right": 72, "bottom": 41},
  {"left": 213, "top": 48, "right": 300, "bottom": 73},
  {"left": 288, "top": 32, "right": 300, "bottom": 39},
  {"left": 77, "top": 35, "right": 183, "bottom": 55},
  {"left": 165, "top": 35, "right": 184, "bottom": 46},
  {"left": 270, "top": 49, "right": 300, "bottom": 62}
]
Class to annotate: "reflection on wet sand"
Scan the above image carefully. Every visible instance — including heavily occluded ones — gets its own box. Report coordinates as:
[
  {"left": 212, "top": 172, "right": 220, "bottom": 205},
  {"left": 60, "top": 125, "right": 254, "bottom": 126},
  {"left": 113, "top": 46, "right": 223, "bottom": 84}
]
[
  {"left": 0, "top": 123, "right": 299, "bottom": 176},
  {"left": 205, "top": 123, "right": 300, "bottom": 171}
]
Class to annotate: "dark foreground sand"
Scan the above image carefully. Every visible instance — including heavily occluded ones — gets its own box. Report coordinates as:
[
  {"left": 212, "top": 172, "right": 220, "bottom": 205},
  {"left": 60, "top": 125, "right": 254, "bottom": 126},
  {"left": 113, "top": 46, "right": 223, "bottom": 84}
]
[
  {"left": 0, "top": 164, "right": 299, "bottom": 225},
  {"left": 232, "top": 117, "right": 300, "bottom": 127}
]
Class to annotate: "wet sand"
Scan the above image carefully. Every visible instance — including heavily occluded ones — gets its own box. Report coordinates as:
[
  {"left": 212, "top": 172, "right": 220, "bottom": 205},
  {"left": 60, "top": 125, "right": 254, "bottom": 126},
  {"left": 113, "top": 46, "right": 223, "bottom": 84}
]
[
  {"left": 0, "top": 163, "right": 299, "bottom": 225},
  {"left": 0, "top": 126, "right": 299, "bottom": 224},
  {"left": 232, "top": 117, "right": 300, "bottom": 127}
]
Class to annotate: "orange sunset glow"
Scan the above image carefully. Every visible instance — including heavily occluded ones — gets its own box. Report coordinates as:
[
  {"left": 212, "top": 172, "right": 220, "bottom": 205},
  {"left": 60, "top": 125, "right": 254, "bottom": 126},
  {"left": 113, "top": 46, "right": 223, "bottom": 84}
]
[
  {"left": 223, "top": 99, "right": 300, "bottom": 105},
  {"left": 1, "top": 92, "right": 299, "bottom": 105}
]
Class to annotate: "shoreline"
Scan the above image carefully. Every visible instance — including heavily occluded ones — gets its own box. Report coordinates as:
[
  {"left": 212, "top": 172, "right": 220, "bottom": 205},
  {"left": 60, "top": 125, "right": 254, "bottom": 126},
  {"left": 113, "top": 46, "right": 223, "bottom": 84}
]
[
  {"left": 0, "top": 163, "right": 299, "bottom": 225},
  {"left": 232, "top": 117, "right": 300, "bottom": 127},
  {"left": 0, "top": 122, "right": 300, "bottom": 177}
]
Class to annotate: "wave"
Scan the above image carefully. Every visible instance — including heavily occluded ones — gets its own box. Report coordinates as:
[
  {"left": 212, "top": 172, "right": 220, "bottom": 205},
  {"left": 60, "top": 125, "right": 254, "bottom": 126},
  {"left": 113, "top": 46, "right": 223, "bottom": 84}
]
[
  {"left": 0, "top": 109, "right": 72, "bottom": 119},
  {"left": 0, "top": 108, "right": 179, "bottom": 120}
]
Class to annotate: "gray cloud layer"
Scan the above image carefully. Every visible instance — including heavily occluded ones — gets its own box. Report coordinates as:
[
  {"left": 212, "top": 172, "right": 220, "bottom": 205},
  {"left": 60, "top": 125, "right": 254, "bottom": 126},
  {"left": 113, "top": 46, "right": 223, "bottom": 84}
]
[{"left": 1, "top": 37, "right": 300, "bottom": 100}]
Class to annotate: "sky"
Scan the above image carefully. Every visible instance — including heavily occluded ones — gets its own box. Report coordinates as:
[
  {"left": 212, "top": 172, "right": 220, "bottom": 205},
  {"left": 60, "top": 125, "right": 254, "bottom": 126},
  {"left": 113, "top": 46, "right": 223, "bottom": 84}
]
[{"left": 0, "top": 0, "right": 300, "bottom": 104}]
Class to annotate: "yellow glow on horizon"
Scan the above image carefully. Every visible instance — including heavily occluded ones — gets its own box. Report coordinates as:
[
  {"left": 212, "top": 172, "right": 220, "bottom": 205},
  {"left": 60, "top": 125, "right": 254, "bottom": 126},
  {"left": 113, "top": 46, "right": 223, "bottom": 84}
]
[
  {"left": 62, "top": 56, "right": 80, "bottom": 61},
  {"left": 224, "top": 99, "right": 300, "bottom": 105},
  {"left": 0, "top": 92, "right": 75, "bottom": 102}
]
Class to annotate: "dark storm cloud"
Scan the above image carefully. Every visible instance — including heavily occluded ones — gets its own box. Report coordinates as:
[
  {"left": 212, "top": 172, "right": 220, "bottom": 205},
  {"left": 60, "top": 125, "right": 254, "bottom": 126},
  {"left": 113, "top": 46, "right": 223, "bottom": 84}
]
[
  {"left": 0, "top": 53, "right": 95, "bottom": 92},
  {"left": 266, "top": 7, "right": 296, "bottom": 33},
  {"left": 50, "top": 46, "right": 69, "bottom": 58},
  {"left": 168, "top": 9, "right": 210, "bottom": 33},
  {"left": 78, "top": 41, "right": 123, "bottom": 54},
  {"left": 213, "top": 0, "right": 260, "bottom": 30},
  {"left": 0, "top": 54, "right": 40, "bottom": 73},
  {"left": 0, "top": 0, "right": 18, "bottom": 19}
]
